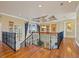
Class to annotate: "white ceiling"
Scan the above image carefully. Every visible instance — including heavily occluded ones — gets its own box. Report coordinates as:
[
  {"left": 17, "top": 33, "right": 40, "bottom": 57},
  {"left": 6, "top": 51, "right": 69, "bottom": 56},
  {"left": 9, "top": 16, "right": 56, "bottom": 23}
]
[{"left": 0, "top": 1, "right": 79, "bottom": 22}]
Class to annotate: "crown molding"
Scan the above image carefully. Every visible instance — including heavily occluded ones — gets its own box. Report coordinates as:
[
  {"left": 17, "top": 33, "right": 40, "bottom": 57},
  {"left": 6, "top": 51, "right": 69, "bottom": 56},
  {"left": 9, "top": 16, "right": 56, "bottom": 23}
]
[
  {"left": 0, "top": 12, "right": 76, "bottom": 24},
  {"left": 0, "top": 12, "right": 27, "bottom": 21}
]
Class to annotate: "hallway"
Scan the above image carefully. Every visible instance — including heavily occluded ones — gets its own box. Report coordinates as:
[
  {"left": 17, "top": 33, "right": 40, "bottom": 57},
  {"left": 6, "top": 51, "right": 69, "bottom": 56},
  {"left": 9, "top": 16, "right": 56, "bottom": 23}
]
[{"left": 0, "top": 38, "right": 79, "bottom": 58}]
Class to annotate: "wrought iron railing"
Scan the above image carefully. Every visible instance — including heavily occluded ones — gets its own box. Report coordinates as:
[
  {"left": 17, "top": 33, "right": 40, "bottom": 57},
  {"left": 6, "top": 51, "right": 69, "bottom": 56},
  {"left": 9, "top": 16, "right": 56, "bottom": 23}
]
[
  {"left": 20, "top": 33, "right": 33, "bottom": 48},
  {"left": 2, "top": 32, "right": 16, "bottom": 51},
  {"left": 20, "top": 31, "right": 64, "bottom": 50}
]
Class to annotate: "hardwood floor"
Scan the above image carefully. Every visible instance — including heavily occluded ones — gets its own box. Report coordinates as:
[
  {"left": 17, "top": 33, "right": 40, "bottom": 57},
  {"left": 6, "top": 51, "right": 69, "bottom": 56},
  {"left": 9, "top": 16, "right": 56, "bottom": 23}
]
[{"left": 0, "top": 38, "right": 79, "bottom": 58}]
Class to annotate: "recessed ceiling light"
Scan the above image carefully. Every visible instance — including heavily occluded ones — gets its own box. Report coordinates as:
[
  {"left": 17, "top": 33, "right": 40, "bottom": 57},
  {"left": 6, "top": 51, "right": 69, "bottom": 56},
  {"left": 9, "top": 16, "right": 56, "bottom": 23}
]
[
  {"left": 68, "top": 1, "right": 72, "bottom": 3},
  {"left": 38, "top": 4, "right": 42, "bottom": 8}
]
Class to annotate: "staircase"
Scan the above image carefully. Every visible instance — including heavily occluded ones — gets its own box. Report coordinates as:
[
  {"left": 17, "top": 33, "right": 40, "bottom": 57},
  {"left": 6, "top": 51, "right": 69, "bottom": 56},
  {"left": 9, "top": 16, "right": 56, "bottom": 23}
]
[
  {"left": 2, "top": 31, "right": 64, "bottom": 51},
  {"left": 20, "top": 31, "right": 64, "bottom": 50},
  {"left": 20, "top": 33, "right": 33, "bottom": 48}
]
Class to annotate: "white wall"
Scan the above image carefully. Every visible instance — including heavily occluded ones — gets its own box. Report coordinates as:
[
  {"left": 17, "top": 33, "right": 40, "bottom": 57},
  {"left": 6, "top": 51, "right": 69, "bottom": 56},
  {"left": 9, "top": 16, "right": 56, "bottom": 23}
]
[
  {"left": 64, "top": 19, "right": 75, "bottom": 38},
  {"left": 57, "top": 21, "right": 64, "bottom": 32},
  {"left": 57, "top": 12, "right": 76, "bottom": 38}
]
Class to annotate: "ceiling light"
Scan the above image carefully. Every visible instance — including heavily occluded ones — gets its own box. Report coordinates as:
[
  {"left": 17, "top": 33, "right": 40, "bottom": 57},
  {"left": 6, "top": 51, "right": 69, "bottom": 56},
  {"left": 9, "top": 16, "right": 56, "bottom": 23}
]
[
  {"left": 38, "top": 4, "right": 42, "bottom": 8},
  {"left": 68, "top": 1, "right": 72, "bottom": 3}
]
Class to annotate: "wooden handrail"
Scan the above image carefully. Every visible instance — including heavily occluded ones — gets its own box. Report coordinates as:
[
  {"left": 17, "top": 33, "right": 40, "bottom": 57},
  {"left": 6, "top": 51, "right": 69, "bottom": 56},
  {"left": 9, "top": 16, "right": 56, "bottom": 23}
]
[{"left": 33, "top": 32, "right": 58, "bottom": 34}]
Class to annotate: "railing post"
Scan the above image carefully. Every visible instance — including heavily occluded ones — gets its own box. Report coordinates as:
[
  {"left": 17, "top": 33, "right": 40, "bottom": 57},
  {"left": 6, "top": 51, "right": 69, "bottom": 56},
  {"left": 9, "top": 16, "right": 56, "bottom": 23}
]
[
  {"left": 50, "top": 33, "right": 51, "bottom": 50},
  {"left": 39, "top": 31, "right": 40, "bottom": 41},
  {"left": 14, "top": 33, "right": 16, "bottom": 52},
  {"left": 32, "top": 32, "right": 33, "bottom": 45},
  {"left": 25, "top": 40, "right": 26, "bottom": 47}
]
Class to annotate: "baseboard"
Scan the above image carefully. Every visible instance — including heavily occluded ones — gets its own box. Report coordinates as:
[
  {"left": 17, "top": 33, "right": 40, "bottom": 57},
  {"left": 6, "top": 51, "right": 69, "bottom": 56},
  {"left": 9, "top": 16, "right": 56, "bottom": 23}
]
[
  {"left": 64, "top": 36, "right": 76, "bottom": 39},
  {"left": 64, "top": 37, "right": 75, "bottom": 39}
]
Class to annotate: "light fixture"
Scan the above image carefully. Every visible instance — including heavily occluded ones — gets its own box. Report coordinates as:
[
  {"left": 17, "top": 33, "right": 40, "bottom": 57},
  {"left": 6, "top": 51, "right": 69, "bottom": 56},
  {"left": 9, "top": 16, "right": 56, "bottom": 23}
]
[
  {"left": 38, "top": 4, "right": 42, "bottom": 8},
  {"left": 68, "top": 1, "right": 72, "bottom": 3}
]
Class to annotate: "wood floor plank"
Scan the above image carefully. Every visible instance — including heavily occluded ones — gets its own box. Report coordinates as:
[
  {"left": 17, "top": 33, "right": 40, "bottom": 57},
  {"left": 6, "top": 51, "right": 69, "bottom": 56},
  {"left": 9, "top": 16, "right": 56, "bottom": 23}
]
[{"left": 0, "top": 38, "right": 79, "bottom": 58}]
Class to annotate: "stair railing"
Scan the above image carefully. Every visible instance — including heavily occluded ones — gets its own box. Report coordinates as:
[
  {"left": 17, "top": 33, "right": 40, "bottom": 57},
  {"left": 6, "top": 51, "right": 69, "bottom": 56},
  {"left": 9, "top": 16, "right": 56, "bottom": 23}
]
[{"left": 20, "top": 32, "right": 33, "bottom": 48}]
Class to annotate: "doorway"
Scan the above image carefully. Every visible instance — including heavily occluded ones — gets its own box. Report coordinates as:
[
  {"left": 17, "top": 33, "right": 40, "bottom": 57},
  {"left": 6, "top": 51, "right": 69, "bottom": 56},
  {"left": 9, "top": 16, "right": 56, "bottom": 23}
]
[{"left": 51, "top": 24, "right": 57, "bottom": 33}]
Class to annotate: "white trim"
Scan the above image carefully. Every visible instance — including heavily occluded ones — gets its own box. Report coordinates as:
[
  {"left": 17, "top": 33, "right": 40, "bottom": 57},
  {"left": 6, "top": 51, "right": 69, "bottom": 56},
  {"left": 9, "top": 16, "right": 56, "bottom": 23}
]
[
  {"left": 0, "top": 12, "right": 64, "bottom": 24},
  {"left": 75, "top": 4, "right": 79, "bottom": 47},
  {"left": 64, "top": 21, "right": 66, "bottom": 38},
  {"left": 0, "top": 12, "right": 75, "bottom": 24},
  {"left": 0, "top": 12, "right": 41, "bottom": 24},
  {"left": 0, "top": 12, "right": 27, "bottom": 21},
  {"left": 76, "top": 4, "right": 79, "bottom": 12},
  {"left": 75, "top": 17, "right": 77, "bottom": 41},
  {"left": 66, "top": 36, "right": 75, "bottom": 38},
  {"left": 75, "top": 39, "right": 79, "bottom": 47}
]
